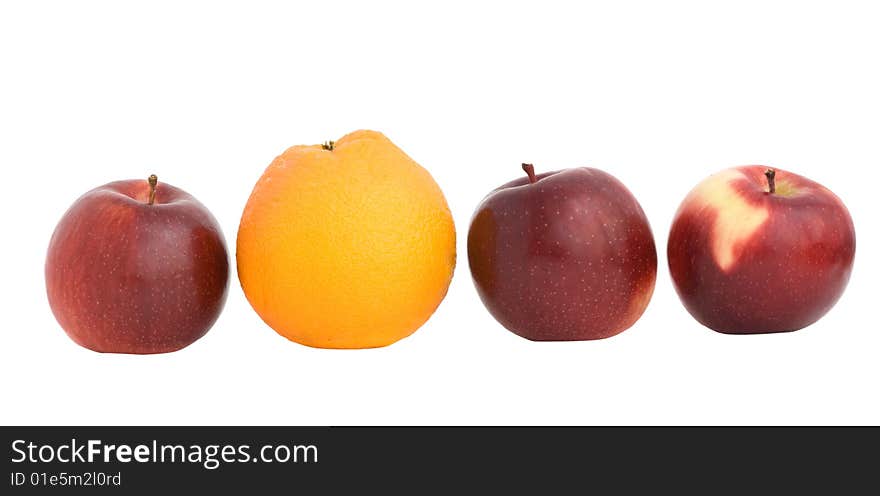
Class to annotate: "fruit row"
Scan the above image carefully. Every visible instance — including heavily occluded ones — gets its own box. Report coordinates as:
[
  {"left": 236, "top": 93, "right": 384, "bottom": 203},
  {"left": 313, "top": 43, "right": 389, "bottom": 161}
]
[{"left": 45, "top": 130, "right": 856, "bottom": 354}]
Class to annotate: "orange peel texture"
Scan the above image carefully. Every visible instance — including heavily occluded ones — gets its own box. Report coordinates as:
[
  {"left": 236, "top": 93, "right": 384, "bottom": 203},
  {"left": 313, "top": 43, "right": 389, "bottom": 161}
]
[{"left": 236, "top": 130, "right": 456, "bottom": 348}]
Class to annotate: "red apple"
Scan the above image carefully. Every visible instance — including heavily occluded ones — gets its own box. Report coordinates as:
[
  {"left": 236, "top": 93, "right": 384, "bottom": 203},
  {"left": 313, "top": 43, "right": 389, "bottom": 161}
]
[
  {"left": 467, "top": 164, "right": 657, "bottom": 341},
  {"left": 45, "top": 175, "right": 230, "bottom": 353},
  {"left": 668, "top": 165, "right": 855, "bottom": 334}
]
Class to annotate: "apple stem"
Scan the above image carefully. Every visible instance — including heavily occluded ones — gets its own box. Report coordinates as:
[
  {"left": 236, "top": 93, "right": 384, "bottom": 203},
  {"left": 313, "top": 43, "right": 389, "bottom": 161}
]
[
  {"left": 522, "top": 163, "right": 537, "bottom": 184},
  {"left": 322, "top": 140, "right": 335, "bottom": 151},
  {"left": 148, "top": 175, "right": 158, "bottom": 205},
  {"left": 764, "top": 168, "right": 776, "bottom": 194}
]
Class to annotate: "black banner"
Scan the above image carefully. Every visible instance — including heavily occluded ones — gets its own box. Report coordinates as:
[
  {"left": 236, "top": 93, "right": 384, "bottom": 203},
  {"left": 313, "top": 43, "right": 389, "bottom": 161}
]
[{"left": 1, "top": 427, "right": 877, "bottom": 492}]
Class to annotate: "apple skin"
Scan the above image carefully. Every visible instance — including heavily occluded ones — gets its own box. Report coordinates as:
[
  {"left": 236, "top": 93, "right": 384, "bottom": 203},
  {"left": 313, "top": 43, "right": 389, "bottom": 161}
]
[
  {"left": 45, "top": 177, "right": 230, "bottom": 354},
  {"left": 467, "top": 165, "right": 657, "bottom": 341},
  {"left": 667, "top": 165, "right": 855, "bottom": 334}
]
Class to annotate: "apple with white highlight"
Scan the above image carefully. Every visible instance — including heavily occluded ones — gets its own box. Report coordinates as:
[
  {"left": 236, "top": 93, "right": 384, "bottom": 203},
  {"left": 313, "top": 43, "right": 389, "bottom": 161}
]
[{"left": 667, "top": 165, "right": 855, "bottom": 334}]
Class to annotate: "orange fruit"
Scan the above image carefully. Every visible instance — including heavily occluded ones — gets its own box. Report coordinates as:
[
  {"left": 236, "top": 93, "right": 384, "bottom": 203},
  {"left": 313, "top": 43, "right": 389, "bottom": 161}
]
[{"left": 236, "top": 130, "right": 456, "bottom": 348}]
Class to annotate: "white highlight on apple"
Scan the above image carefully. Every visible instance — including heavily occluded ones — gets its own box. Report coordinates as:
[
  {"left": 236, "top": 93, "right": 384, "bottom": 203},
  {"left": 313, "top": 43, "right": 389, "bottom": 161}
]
[{"left": 686, "top": 169, "right": 769, "bottom": 272}]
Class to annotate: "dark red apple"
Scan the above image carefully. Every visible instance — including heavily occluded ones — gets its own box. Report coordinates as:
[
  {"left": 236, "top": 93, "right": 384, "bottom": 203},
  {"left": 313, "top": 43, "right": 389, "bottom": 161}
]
[
  {"left": 46, "top": 175, "right": 230, "bottom": 353},
  {"left": 667, "top": 165, "right": 855, "bottom": 334},
  {"left": 467, "top": 164, "right": 657, "bottom": 341}
]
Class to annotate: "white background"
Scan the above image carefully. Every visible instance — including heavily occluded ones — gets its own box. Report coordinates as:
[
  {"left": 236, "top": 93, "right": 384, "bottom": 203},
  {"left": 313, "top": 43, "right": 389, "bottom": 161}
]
[{"left": 1, "top": 0, "right": 877, "bottom": 425}]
